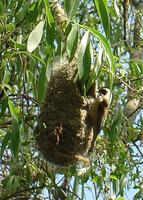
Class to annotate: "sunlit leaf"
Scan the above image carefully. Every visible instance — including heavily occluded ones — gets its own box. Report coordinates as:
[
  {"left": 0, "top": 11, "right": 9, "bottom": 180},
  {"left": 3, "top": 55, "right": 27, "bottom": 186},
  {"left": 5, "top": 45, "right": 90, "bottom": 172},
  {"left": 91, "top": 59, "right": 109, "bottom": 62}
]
[
  {"left": 27, "top": 20, "right": 45, "bottom": 53},
  {"left": 115, "top": 197, "right": 125, "bottom": 200},
  {"left": 92, "top": 176, "right": 99, "bottom": 183},
  {"left": 113, "top": 0, "right": 121, "bottom": 17},
  {"left": 110, "top": 175, "right": 118, "bottom": 181}
]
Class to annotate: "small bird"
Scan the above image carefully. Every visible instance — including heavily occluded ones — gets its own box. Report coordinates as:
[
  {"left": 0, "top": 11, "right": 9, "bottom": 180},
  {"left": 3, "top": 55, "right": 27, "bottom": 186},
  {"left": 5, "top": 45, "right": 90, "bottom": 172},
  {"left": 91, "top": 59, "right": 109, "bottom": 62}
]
[{"left": 88, "top": 88, "right": 112, "bottom": 152}]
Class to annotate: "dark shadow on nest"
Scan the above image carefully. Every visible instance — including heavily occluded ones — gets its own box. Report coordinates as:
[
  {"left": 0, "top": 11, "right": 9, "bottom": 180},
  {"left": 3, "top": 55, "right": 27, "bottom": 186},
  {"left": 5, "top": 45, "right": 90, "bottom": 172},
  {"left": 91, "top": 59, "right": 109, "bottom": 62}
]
[{"left": 35, "top": 63, "right": 94, "bottom": 167}]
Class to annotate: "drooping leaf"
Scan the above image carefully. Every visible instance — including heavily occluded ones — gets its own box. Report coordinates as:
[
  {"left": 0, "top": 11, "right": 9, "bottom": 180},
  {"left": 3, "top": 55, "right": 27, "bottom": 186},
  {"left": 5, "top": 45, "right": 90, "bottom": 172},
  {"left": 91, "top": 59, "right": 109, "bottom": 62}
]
[
  {"left": 94, "top": 0, "right": 110, "bottom": 40},
  {"left": 27, "top": 20, "right": 45, "bottom": 53},
  {"left": 81, "top": 42, "right": 92, "bottom": 92},
  {"left": 44, "top": 0, "right": 54, "bottom": 26},
  {"left": 110, "top": 175, "right": 118, "bottom": 181},
  {"left": 0, "top": 1, "right": 4, "bottom": 14},
  {"left": 3, "top": 175, "right": 20, "bottom": 197},
  {"left": 86, "top": 44, "right": 103, "bottom": 91},
  {"left": 8, "top": 100, "right": 19, "bottom": 123},
  {"left": 37, "top": 66, "right": 47, "bottom": 103},
  {"left": 109, "top": 109, "right": 122, "bottom": 144},
  {"left": 0, "top": 131, "right": 10, "bottom": 159},
  {"left": 10, "top": 120, "right": 20, "bottom": 158},
  {"left": 92, "top": 176, "right": 99, "bottom": 183},
  {"left": 115, "top": 197, "right": 125, "bottom": 200},
  {"left": 113, "top": 0, "right": 121, "bottom": 18},
  {"left": 3, "top": 70, "right": 10, "bottom": 84},
  {"left": 80, "top": 25, "right": 115, "bottom": 88},
  {"left": 64, "top": 0, "right": 80, "bottom": 19},
  {"left": 133, "top": 191, "right": 142, "bottom": 200},
  {"left": 66, "top": 24, "right": 78, "bottom": 60},
  {"left": 14, "top": 0, "right": 23, "bottom": 15},
  {"left": 101, "top": 166, "right": 106, "bottom": 178},
  {"left": 8, "top": 100, "right": 20, "bottom": 157},
  {"left": 0, "top": 97, "right": 8, "bottom": 117},
  {"left": 77, "top": 31, "right": 90, "bottom": 80}
]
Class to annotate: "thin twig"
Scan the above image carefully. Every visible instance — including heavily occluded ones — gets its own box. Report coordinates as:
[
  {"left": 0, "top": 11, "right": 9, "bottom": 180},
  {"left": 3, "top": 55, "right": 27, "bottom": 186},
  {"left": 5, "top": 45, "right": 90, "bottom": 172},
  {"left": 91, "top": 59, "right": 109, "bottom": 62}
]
[
  {"left": 103, "top": 66, "right": 137, "bottom": 92},
  {"left": 114, "top": 77, "right": 143, "bottom": 86},
  {"left": 132, "top": 140, "right": 143, "bottom": 157}
]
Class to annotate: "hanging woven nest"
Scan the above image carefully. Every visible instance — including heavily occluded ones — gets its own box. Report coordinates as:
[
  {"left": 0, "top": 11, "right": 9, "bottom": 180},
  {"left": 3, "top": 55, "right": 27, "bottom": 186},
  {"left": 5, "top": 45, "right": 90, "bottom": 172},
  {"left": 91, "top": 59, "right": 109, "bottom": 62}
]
[{"left": 35, "top": 62, "right": 94, "bottom": 167}]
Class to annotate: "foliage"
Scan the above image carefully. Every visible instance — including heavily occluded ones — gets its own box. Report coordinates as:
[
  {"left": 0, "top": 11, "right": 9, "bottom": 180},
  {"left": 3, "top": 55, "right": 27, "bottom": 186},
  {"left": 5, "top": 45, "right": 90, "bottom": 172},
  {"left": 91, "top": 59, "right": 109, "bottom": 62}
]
[{"left": 0, "top": 0, "right": 143, "bottom": 199}]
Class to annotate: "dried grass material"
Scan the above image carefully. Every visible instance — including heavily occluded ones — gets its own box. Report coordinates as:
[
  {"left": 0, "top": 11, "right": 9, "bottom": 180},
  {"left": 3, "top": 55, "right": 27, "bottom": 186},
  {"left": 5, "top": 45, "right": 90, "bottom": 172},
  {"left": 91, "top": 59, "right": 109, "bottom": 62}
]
[{"left": 36, "top": 63, "right": 93, "bottom": 167}]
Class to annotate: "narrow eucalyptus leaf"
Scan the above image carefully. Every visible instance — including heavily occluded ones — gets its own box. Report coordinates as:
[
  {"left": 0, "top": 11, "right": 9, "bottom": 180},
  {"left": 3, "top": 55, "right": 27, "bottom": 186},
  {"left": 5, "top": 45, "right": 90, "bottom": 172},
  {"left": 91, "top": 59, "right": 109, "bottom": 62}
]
[
  {"left": 37, "top": 66, "right": 47, "bottom": 103},
  {"left": 94, "top": 0, "right": 110, "bottom": 40},
  {"left": 11, "top": 119, "right": 20, "bottom": 158},
  {"left": 66, "top": 24, "right": 78, "bottom": 60},
  {"left": 64, "top": 0, "right": 80, "bottom": 19},
  {"left": 27, "top": 20, "right": 45, "bottom": 53},
  {"left": 77, "top": 31, "right": 90, "bottom": 79},
  {"left": 8, "top": 100, "right": 19, "bottom": 123},
  {"left": 80, "top": 25, "right": 115, "bottom": 88},
  {"left": 0, "top": 131, "right": 10, "bottom": 159}
]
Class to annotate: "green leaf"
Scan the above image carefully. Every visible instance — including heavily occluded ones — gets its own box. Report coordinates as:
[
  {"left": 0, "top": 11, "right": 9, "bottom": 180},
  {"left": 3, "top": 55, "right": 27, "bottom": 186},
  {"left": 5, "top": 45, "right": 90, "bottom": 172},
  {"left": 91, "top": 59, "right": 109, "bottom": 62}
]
[
  {"left": 66, "top": 24, "right": 78, "bottom": 60},
  {"left": 14, "top": 0, "right": 23, "bottom": 14},
  {"left": 44, "top": 0, "right": 54, "bottom": 26},
  {"left": 86, "top": 45, "right": 103, "bottom": 91},
  {"left": 8, "top": 100, "right": 19, "bottom": 123},
  {"left": 25, "top": 2, "right": 39, "bottom": 24},
  {"left": 0, "top": 97, "right": 8, "bottom": 117},
  {"left": 46, "top": 22, "right": 55, "bottom": 50},
  {"left": 37, "top": 66, "right": 47, "bottom": 103},
  {"left": 0, "top": 131, "right": 10, "bottom": 159},
  {"left": 8, "top": 100, "right": 20, "bottom": 157},
  {"left": 64, "top": 0, "right": 80, "bottom": 19},
  {"left": 101, "top": 166, "right": 106, "bottom": 178},
  {"left": 92, "top": 176, "right": 98, "bottom": 183},
  {"left": 113, "top": 0, "right": 121, "bottom": 18},
  {"left": 3, "top": 70, "right": 10, "bottom": 84},
  {"left": 81, "top": 42, "right": 92, "bottom": 94},
  {"left": 80, "top": 25, "right": 115, "bottom": 88},
  {"left": 77, "top": 31, "right": 90, "bottom": 80},
  {"left": 3, "top": 175, "right": 20, "bottom": 197},
  {"left": 110, "top": 175, "right": 118, "bottom": 181},
  {"left": 10, "top": 120, "right": 20, "bottom": 158},
  {"left": 133, "top": 191, "right": 142, "bottom": 200},
  {"left": 27, "top": 20, "right": 45, "bottom": 53},
  {"left": 10, "top": 127, "right": 19, "bottom": 157},
  {"left": 115, "top": 197, "right": 125, "bottom": 200},
  {"left": 0, "top": 1, "right": 4, "bottom": 14},
  {"left": 109, "top": 110, "right": 122, "bottom": 144},
  {"left": 94, "top": 0, "right": 110, "bottom": 40},
  {"left": 119, "top": 175, "right": 128, "bottom": 195}
]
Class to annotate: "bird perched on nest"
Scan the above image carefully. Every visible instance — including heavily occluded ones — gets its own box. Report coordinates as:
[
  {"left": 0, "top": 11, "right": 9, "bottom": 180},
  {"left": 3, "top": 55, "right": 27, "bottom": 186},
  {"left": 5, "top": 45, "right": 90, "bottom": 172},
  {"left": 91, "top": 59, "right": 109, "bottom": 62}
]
[{"left": 88, "top": 88, "right": 112, "bottom": 152}]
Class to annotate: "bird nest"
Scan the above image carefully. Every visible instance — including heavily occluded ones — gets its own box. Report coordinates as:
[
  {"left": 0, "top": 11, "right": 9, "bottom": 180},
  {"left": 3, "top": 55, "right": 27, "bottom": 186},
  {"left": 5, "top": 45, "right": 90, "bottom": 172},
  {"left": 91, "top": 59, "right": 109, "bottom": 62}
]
[{"left": 35, "top": 62, "right": 94, "bottom": 167}]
